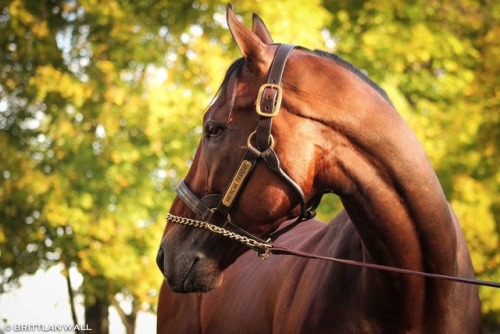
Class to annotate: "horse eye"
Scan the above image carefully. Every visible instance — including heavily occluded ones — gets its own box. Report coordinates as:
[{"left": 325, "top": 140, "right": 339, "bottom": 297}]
[{"left": 205, "top": 124, "right": 224, "bottom": 138}]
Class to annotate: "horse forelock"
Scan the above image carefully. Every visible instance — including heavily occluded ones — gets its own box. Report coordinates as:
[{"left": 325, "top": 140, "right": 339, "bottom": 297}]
[
  {"left": 212, "top": 57, "right": 245, "bottom": 102},
  {"left": 206, "top": 57, "right": 245, "bottom": 123}
]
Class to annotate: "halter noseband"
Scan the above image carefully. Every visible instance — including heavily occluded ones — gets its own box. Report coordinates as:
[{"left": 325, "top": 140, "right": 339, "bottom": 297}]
[{"left": 168, "top": 44, "right": 319, "bottom": 257}]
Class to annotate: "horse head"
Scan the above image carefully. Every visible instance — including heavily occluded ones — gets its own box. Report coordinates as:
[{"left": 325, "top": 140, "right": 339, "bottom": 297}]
[{"left": 156, "top": 6, "right": 330, "bottom": 293}]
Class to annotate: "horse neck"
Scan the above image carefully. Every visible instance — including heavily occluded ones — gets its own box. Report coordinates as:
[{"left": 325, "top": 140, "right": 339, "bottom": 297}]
[{"left": 304, "top": 66, "right": 458, "bottom": 278}]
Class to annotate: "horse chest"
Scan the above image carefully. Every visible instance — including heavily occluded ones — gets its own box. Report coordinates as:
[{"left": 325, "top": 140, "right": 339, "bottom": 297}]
[
  {"left": 196, "top": 232, "right": 378, "bottom": 333},
  {"left": 196, "top": 259, "right": 387, "bottom": 334}
]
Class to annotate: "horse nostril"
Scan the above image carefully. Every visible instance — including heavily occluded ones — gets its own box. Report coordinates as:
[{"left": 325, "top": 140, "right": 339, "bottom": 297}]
[{"left": 156, "top": 247, "right": 165, "bottom": 274}]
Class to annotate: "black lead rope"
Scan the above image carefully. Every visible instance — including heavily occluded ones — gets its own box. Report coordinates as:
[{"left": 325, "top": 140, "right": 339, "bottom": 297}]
[{"left": 269, "top": 244, "right": 500, "bottom": 289}]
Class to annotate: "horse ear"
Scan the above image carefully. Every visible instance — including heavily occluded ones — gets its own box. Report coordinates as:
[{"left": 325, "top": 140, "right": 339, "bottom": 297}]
[
  {"left": 252, "top": 13, "right": 273, "bottom": 44},
  {"left": 226, "top": 4, "right": 268, "bottom": 73}
]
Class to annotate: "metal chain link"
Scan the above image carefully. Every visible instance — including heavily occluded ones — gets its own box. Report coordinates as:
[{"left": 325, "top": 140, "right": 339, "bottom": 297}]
[{"left": 166, "top": 213, "right": 272, "bottom": 259}]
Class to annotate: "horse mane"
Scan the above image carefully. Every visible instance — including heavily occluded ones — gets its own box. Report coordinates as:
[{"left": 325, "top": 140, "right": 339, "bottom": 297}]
[
  {"left": 214, "top": 46, "right": 392, "bottom": 106},
  {"left": 310, "top": 48, "right": 393, "bottom": 105}
]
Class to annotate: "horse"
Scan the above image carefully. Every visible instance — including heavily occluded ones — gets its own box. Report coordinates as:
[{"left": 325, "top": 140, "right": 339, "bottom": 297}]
[{"left": 156, "top": 5, "right": 481, "bottom": 333}]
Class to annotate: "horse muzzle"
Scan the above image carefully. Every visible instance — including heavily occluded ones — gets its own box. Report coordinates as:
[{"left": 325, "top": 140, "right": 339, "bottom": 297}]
[{"left": 156, "top": 245, "right": 223, "bottom": 293}]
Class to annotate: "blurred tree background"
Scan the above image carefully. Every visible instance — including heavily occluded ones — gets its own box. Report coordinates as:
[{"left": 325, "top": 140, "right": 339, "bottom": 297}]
[{"left": 0, "top": 0, "right": 498, "bottom": 332}]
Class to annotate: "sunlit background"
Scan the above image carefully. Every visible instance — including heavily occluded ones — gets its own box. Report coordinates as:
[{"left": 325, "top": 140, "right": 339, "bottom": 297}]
[{"left": 1, "top": 0, "right": 498, "bottom": 333}]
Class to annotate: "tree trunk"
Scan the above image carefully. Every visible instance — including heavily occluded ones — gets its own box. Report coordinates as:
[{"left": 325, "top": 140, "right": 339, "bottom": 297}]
[
  {"left": 63, "top": 263, "right": 80, "bottom": 333},
  {"left": 85, "top": 296, "right": 109, "bottom": 334},
  {"left": 111, "top": 296, "right": 138, "bottom": 334}
]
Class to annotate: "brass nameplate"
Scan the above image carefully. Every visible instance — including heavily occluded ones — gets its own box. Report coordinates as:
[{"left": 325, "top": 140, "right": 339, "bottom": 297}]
[{"left": 222, "top": 160, "right": 252, "bottom": 207}]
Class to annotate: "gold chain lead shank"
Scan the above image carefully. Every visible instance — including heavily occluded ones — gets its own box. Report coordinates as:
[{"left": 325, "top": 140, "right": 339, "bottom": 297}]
[{"left": 166, "top": 213, "right": 272, "bottom": 259}]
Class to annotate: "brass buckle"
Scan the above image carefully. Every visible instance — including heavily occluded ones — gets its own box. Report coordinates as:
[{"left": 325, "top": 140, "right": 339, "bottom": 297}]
[{"left": 256, "top": 83, "right": 282, "bottom": 117}]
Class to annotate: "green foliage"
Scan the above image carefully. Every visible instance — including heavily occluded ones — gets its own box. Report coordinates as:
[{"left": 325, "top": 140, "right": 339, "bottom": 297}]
[
  {"left": 0, "top": 0, "right": 498, "bottom": 330},
  {"left": 0, "top": 0, "right": 171, "bottom": 317}
]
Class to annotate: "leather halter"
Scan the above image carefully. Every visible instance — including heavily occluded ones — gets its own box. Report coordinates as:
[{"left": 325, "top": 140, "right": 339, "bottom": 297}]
[
  {"left": 174, "top": 44, "right": 317, "bottom": 253},
  {"left": 167, "top": 45, "right": 500, "bottom": 289}
]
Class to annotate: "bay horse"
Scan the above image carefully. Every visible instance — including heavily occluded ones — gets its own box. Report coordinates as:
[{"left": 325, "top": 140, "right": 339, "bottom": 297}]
[{"left": 157, "top": 5, "right": 481, "bottom": 333}]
